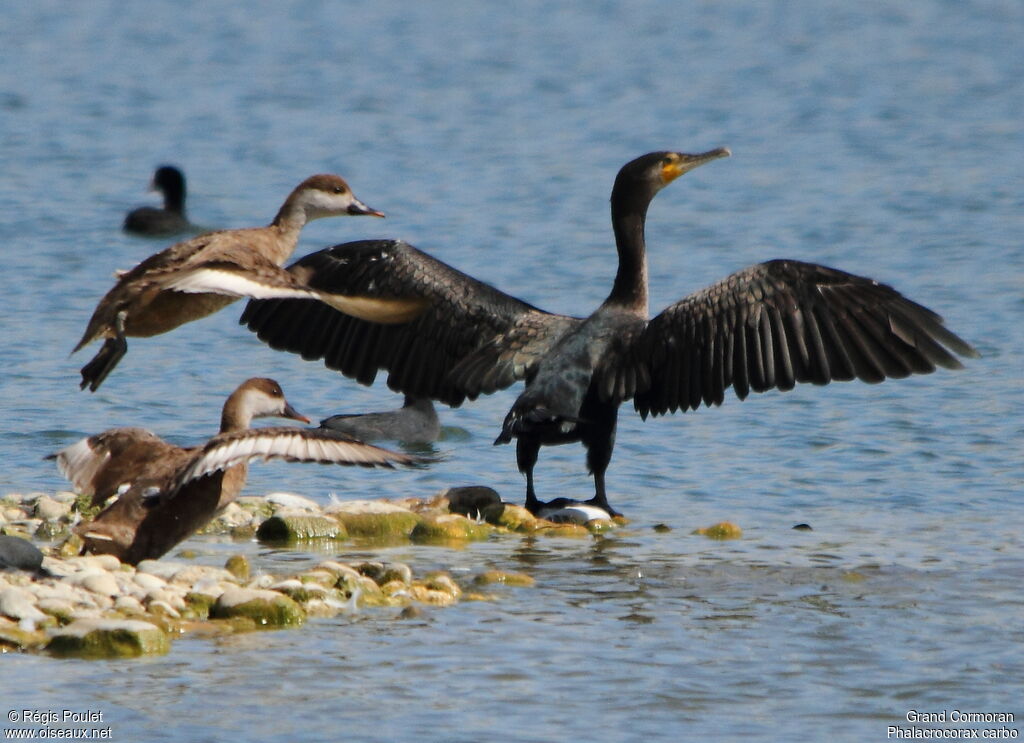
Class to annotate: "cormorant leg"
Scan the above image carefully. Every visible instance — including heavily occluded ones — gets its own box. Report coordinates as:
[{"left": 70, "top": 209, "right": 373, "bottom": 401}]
[
  {"left": 581, "top": 408, "right": 621, "bottom": 517},
  {"left": 586, "top": 470, "right": 621, "bottom": 518},
  {"left": 80, "top": 311, "right": 128, "bottom": 392},
  {"left": 516, "top": 436, "right": 543, "bottom": 514}
]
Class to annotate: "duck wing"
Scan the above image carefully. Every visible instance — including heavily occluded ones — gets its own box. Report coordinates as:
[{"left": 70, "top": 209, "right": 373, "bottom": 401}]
[
  {"left": 169, "top": 426, "right": 422, "bottom": 492},
  {"left": 47, "top": 428, "right": 180, "bottom": 504},
  {"left": 241, "top": 240, "right": 580, "bottom": 405},
  {"left": 619, "top": 260, "right": 978, "bottom": 418}
]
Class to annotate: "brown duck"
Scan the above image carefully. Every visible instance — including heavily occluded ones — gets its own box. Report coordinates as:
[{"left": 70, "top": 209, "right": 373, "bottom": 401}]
[
  {"left": 74, "top": 173, "right": 424, "bottom": 391},
  {"left": 49, "top": 378, "right": 419, "bottom": 564}
]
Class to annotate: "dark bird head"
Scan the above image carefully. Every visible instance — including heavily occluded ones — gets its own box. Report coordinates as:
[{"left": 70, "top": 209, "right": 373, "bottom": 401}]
[
  {"left": 151, "top": 165, "right": 186, "bottom": 211},
  {"left": 152, "top": 165, "right": 185, "bottom": 196},
  {"left": 612, "top": 148, "right": 731, "bottom": 209}
]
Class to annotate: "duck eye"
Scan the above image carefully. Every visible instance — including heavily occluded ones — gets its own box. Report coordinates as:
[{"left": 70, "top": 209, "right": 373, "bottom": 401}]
[{"left": 333, "top": 186, "right": 347, "bottom": 194}]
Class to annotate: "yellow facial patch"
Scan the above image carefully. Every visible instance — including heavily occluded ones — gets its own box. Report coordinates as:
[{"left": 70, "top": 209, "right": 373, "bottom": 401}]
[{"left": 660, "top": 155, "right": 685, "bottom": 184}]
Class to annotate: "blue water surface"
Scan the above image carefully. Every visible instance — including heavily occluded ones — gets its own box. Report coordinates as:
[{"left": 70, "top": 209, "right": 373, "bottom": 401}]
[{"left": 1, "top": 1, "right": 1021, "bottom": 741}]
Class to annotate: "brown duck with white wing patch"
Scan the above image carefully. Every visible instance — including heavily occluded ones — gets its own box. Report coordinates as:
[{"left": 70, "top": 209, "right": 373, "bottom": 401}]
[
  {"left": 49, "top": 378, "right": 419, "bottom": 564},
  {"left": 74, "top": 173, "right": 423, "bottom": 391}
]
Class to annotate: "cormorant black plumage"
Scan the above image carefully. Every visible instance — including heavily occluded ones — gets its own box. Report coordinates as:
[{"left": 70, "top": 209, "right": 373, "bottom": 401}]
[{"left": 241, "top": 149, "right": 977, "bottom": 517}]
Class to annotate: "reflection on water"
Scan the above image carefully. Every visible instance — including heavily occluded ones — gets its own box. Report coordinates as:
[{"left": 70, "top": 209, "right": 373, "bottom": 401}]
[{"left": 2, "top": 0, "right": 1022, "bottom": 740}]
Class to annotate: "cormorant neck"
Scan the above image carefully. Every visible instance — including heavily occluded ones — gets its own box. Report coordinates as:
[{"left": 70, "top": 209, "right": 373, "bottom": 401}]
[{"left": 606, "top": 190, "right": 650, "bottom": 315}]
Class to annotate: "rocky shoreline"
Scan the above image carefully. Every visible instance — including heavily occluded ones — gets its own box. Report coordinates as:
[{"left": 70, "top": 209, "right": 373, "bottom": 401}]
[{"left": 0, "top": 486, "right": 615, "bottom": 659}]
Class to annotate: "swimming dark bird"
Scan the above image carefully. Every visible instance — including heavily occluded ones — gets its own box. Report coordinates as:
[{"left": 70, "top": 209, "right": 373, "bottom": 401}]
[
  {"left": 74, "top": 173, "right": 422, "bottom": 392},
  {"left": 123, "top": 165, "right": 197, "bottom": 237},
  {"left": 241, "top": 149, "right": 978, "bottom": 517},
  {"left": 49, "top": 377, "right": 418, "bottom": 564},
  {"left": 320, "top": 395, "right": 440, "bottom": 443}
]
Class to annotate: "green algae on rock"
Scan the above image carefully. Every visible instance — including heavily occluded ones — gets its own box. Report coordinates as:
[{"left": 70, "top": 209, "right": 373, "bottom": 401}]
[
  {"left": 47, "top": 618, "right": 170, "bottom": 659},
  {"left": 327, "top": 500, "right": 423, "bottom": 540},
  {"left": 411, "top": 513, "right": 493, "bottom": 544},
  {"left": 256, "top": 514, "right": 347, "bottom": 543},
  {"left": 473, "top": 570, "right": 536, "bottom": 587},
  {"left": 224, "top": 554, "right": 251, "bottom": 581},
  {"left": 210, "top": 587, "right": 306, "bottom": 627},
  {"left": 0, "top": 617, "right": 48, "bottom": 651},
  {"left": 694, "top": 521, "right": 743, "bottom": 540},
  {"left": 482, "top": 503, "right": 540, "bottom": 532}
]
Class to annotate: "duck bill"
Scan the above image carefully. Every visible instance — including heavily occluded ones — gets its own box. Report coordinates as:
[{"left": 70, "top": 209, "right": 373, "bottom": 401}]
[
  {"left": 348, "top": 198, "right": 385, "bottom": 218},
  {"left": 283, "top": 402, "right": 311, "bottom": 424}
]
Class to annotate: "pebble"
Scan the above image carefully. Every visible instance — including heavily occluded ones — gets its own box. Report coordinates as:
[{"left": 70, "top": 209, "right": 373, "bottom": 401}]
[
  {"left": 0, "top": 488, "right": 571, "bottom": 658},
  {"left": 0, "top": 535, "right": 45, "bottom": 571},
  {"left": 133, "top": 572, "right": 166, "bottom": 592},
  {"left": 34, "top": 496, "right": 71, "bottom": 522},
  {"left": 82, "top": 573, "right": 120, "bottom": 597},
  {"left": 264, "top": 492, "right": 322, "bottom": 511},
  {"left": 0, "top": 587, "right": 48, "bottom": 624}
]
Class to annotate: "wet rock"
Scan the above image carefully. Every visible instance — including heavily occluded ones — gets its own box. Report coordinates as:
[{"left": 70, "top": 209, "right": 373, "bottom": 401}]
[
  {"left": 210, "top": 587, "right": 305, "bottom": 627},
  {"left": 225, "top": 555, "right": 250, "bottom": 581},
  {"left": 47, "top": 618, "right": 170, "bottom": 659},
  {"left": 411, "top": 514, "right": 493, "bottom": 543},
  {"left": 144, "top": 588, "right": 187, "bottom": 612},
  {"left": 409, "top": 572, "right": 462, "bottom": 606},
  {"left": 442, "top": 486, "right": 503, "bottom": 518},
  {"left": 694, "top": 521, "right": 743, "bottom": 540},
  {"left": 397, "top": 605, "right": 424, "bottom": 620},
  {"left": 532, "top": 521, "right": 590, "bottom": 538},
  {"left": 0, "top": 535, "right": 45, "bottom": 572},
  {"left": 354, "top": 561, "right": 412, "bottom": 586},
  {"left": 270, "top": 579, "right": 330, "bottom": 604},
  {"left": 482, "top": 503, "right": 539, "bottom": 532},
  {"left": 326, "top": 501, "right": 423, "bottom": 540},
  {"left": 256, "top": 514, "right": 346, "bottom": 542},
  {"left": 183, "top": 592, "right": 218, "bottom": 620},
  {"left": 352, "top": 576, "right": 389, "bottom": 608},
  {"left": 0, "top": 617, "right": 47, "bottom": 651},
  {"left": 473, "top": 570, "right": 535, "bottom": 587},
  {"left": 56, "top": 533, "right": 85, "bottom": 558}
]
